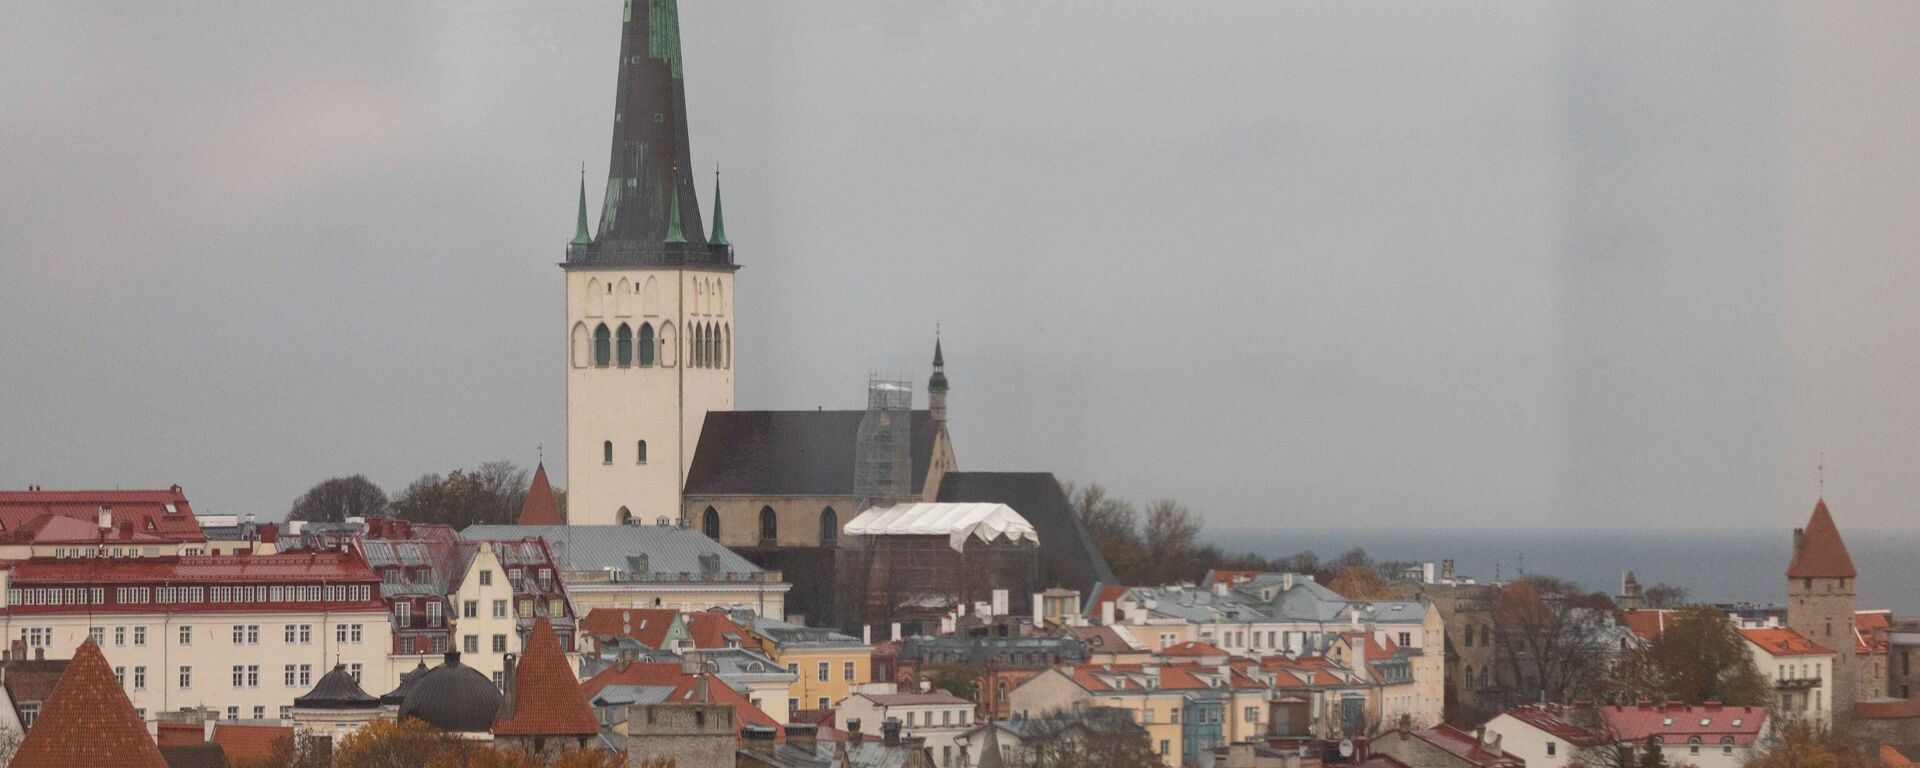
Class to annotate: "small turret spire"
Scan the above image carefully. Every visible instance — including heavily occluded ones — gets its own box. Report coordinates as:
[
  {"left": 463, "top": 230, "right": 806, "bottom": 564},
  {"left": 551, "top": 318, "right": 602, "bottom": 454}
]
[
  {"left": 664, "top": 166, "right": 687, "bottom": 245},
  {"left": 928, "top": 330, "right": 949, "bottom": 425},
  {"left": 571, "top": 164, "right": 592, "bottom": 246},
  {"left": 709, "top": 166, "right": 728, "bottom": 245}
]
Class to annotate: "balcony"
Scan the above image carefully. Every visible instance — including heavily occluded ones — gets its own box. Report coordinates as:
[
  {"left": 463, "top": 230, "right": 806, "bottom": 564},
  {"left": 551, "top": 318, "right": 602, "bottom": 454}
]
[{"left": 1775, "top": 677, "right": 1821, "bottom": 690}]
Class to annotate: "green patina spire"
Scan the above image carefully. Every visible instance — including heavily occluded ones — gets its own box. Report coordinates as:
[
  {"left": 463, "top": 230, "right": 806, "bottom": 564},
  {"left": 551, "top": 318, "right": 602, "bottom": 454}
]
[
  {"left": 664, "top": 177, "right": 687, "bottom": 244},
  {"left": 571, "top": 165, "right": 592, "bottom": 246},
  {"left": 709, "top": 167, "right": 728, "bottom": 246}
]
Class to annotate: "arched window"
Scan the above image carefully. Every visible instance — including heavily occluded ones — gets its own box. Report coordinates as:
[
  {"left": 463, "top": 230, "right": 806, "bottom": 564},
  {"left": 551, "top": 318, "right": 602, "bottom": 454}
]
[
  {"left": 593, "top": 324, "right": 611, "bottom": 368},
  {"left": 1688, "top": 737, "right": 1700, "bottom": 756},
  {"left": 819, "top": 507, "right": 838, "bottom": 546},
  {"left": 1463, "top": 666, "right": 1474, "bottom": 690},
  {"left": 724, "top": 324, "right": 731, "bottom": 369},
  {"left": 717, "top": 282, "right": 725, "bottom": 316},
  {"left": 601, "top": 441, "right": 613, "bottom": 464},
  {"left": 759, "top": 506, "right": 778, "bottom": 544},
  {"left": 693, "top": 324, "right": 705, "bottom": 368},
  {"left": 642, "top": 276, "right": 660, "bottom": 316},
  {"left": 617, "top": 507, "right": 632, "bottom": 525},
  {"left": 638, "top": 323, "right": 656, "bottom": 367},
  {"left": 585, "top": 278, "right": 603, "bottom": 317},
  {"left": 615, "top": 277, "right": 632, "bottom": 316},
  {"left": 636, "top": 440, "right": 647, "bottom": 463},
  {"left": 659, "top": 322, "right": 676, "bottom": 367},
  {"left": 707, "top": 323, "right": 718, "bottom": 368},
  {"left": 616, "top": 324, "right": 633, "bottom": 367},
  {"left": 702, "top": 507, "right": 720, "bottom": 539},
  {"left": 570, "top": 323, "right": 589, "bottom": 368}
]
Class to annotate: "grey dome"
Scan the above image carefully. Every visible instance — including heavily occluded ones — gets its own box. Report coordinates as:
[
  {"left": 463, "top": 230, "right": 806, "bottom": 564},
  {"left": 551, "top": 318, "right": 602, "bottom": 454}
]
[
  {"left": 296, "top": 664, "right": 380, "bottom": 710},
  {"left": 397, "top": 652, "right": 501, "bottom": 733},
  {"left": 381, "top": 660, "right": 431, "bottom": 706}
]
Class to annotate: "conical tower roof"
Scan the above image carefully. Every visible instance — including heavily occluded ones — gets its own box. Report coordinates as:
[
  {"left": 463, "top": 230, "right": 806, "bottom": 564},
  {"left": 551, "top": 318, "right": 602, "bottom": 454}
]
[
  {"left": 10, "top": 640, "right": 168, "bottom": 768},
  {"left": 517, "top": 462, "right": 563, "bottom": 525},
  {"left": 597, "top": 0, "right": 705, "bottom": 247},
  {"left": 494, "top": 617, "right": 601, "bottom": 736},
  {"left": 1789, "top": 498, "right": 1857, "bottom": 579}
]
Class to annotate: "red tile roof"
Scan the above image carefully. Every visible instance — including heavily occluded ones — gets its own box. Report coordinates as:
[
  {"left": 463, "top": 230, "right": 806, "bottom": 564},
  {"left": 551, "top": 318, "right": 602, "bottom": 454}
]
[
  {"left": 1158, "top": 641, "right": 1228, "bottom": 657},
  {"left": 1063, "top": 624, "right": 1135, "bottom": 653},
  {"left": 516, "top": 464, "right": 564, "bottom": 526},
  {"left": 685, "top": 611, "right": 747, "bottom": 649},
  {"left": 580, "top": 661, "right": 783, "bottom": 738},
  {"left": 1403, "top": 724, "right": 1525, "bottom": 768},
  {"left": 581, "top": 608, "right": 681, "bottom": 649},
  {"left": 0, "top": 486, "right": 206, "bottom": 544},
  {"left": 1738, "top": 627, "right": 1833, "bottom": 657},
  {"left": 1854, "top": 698, "right": 1920, "bottom": 721},
  {"left": 1599, "top": 703, "right": 1767, "bottom": 746},
  {"left": 1619, "top": 609, "right": 1672, "bottom": 642},
  {"left": 1496, "top": 704, "right": 1607, "bottom": 747},
  {"left": 495, "top": 617, "right": 600, "bottom": 736},
  {"left": 1857, "top": 611, "right": 1892, "bottom": 655},
  {"left": 1788, "top": 499, "right": 1857, "bottom": 579},
  {"left": 9, "top": 639, "right": 169, "bottom": 768},
  {"left": 2, "top": 552, "right": 384, "bottom": 616},
  {"left": 211, "top": 723, "right": 294, "bottom": 764}
]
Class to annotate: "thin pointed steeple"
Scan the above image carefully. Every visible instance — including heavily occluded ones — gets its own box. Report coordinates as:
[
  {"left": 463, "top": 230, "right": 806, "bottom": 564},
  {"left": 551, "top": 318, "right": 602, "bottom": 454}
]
[
  {"left": 596, "top": 0, "right": 705, "bottom": 246},
  {"left": 571, "top": 165, "right": 592, "bottom": 246},
  {"left": 709, "top": 167, "right": 728, "bottom": 245},
  {"left": 664, "top": 179, "right": 687, "bottom": 244},
  {"left": 929, "top": 332, "right": 949, "bottom": 424}
]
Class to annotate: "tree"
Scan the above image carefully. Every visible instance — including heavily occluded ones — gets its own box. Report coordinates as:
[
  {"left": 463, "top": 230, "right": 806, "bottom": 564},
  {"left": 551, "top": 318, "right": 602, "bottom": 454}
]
[
  {"left": 1643, "top": 583, "right": 1688, "bottom": 609},
  {"left": 1141, "top": 498, "right": 1201, "bottom": 584},
  {"left": 1637, "top": 736, "right": 1667, "bottom": 768},
  {"left": 330, "top": 719, "right": 462, "bottom": 768},
  {"left": 390, "top": 461, "right": 531, "bottom": 529},
  {"left": 1065, "top": 482, "right": 1146, "bottom": 582},
  {"left": 1328, "top": 564, "right": 1396, "bottom": 600},
  {"left": 1012, "top": 710, "right": 1161, "bottom": 768},
  {"left": 925, "top": 661, "right": 982, "bottom": 702},
  {"left": 1646, "top": 605, "right": 1771, "bottom": 706},
  {"left": 1744, "top": 721, "right": 1870, "bottom": 768},
  {"left": 287, "top": 475, "right": 390, "bottom": 523},
  {"left": 1490, "top": 576, "right": 1615, "bottom": 706},
  {"left": 550, "top": 749, "right": 629, "bottom": 768}
]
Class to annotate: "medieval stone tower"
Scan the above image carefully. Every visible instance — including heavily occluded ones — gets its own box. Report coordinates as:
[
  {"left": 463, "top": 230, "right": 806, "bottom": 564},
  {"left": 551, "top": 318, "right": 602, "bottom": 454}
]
[
  {"left": 564, "top": 0, "right": 735, "bottom": 525},
  {"left": 1787, "top": 498, "right": 1858, "bottom": 724}
]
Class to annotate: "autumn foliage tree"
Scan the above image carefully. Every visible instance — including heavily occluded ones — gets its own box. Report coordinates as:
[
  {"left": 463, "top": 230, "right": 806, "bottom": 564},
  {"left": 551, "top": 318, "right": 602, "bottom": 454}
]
[
  {"left": 1646, "top": 605, "right": 1771, "bottom": 707},
  {"left": 1328, "top": 564, "right": 1396, "bottom": 599},
  {"left": 1489, "top": 576, "right": 1616, "bottom": 706},
  {"left": 1744, "top": 720, "right": 1870, "bottom": 768},
  {"left": 390, "top": 461, "right": 531, "bottom": 529}
]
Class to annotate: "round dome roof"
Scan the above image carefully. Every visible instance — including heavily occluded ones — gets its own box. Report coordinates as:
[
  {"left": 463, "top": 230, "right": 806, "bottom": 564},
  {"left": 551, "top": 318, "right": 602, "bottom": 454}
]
[{"left": 397, "top": 652, "right": 501, "bottom": 733}]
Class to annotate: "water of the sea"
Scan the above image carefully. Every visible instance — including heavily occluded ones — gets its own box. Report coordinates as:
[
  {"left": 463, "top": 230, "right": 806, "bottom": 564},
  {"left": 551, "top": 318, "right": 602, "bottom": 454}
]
[{"left": 1207, "top": 527, "right": 1920, "bottom": 616}]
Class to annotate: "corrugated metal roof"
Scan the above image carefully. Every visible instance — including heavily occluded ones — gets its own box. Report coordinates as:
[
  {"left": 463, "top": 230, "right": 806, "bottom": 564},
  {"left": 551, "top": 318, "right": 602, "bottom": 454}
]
[{"left": 460, "top": 524, "right": 762, "bottom": 578}]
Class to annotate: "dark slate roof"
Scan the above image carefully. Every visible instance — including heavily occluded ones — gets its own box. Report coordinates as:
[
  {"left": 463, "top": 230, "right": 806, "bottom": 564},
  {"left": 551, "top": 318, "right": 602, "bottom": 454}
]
[
  {"left": 685, "top": 410, "right": 936, "bottom": 496},
  {"left": 936, "top": 472, "right": 1115, "bottom": 593},
  {"left": 158, "top": 743, "right": 228, "bottom": 768},
  {"left": 295, "top": 664, "right": 380, "bottom": 709},
  {"left": 381, "top": 660, "right": 431, "bottom": 705},
  {"left": 398, "top": 652, "right": 501, "bottom": 733}
]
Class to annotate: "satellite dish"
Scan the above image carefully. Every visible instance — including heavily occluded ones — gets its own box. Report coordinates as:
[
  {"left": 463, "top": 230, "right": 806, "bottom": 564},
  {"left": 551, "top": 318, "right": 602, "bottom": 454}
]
[{"left": 1339, "top": 739, "right": 1355, "bottom": 758}]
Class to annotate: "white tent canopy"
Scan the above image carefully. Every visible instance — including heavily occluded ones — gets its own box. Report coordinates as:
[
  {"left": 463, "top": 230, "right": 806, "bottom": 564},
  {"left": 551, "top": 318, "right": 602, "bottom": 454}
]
[{"left": 843, "top": 502, "right": 1040, "bottom": 552}]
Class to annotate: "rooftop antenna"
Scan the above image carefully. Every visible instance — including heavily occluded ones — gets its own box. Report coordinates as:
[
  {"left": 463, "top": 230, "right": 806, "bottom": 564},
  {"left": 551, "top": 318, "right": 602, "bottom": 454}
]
[
  {"left": 1819, "top": 452, "right": 1826, "bottom": 497},
  {"left": 538, "top": 444, "right": 544, "bottom": 463}
]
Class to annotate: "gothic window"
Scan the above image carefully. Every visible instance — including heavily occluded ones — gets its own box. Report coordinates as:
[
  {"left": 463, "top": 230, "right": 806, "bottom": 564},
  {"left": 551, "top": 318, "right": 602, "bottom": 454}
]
[
  {"left": 703, "top": 507, "right": 720, "bottom": 540},
  {"left": 692, "top": 324, "right": 704, "bottom": 368},
  {"left": 570, "top": 323, "right": 589, "bottom": 368},
  {"left": 593, "top": 324, "right": 611, "bottom": 368},
  {"left": 694, "top": 280, "right": 704, "bottom": 315},
  {"left": 708, "top": 323, "right": 719, "bottom": 368},
  {"left": 724, "top": 325, "right": 732, "bottom": 369},
  {"left": 617, "top": 507, "right": 632, "bottom": 525},
  {"left": 819, "top": 507, "right": 838, "bottom": 546},
  {"left": 602, "top": 441, "right": 613, "bottom": 464},
  {"left": 1463, "top": 665, "right": 1474, "bottom": 690},
  {"left": 585, "top": 278, "right": 603, "bottom": 317},
  {"left": 717, "top": 282, "right": 725, "bottom": 316},
  {"left": 659, "top": 322, "right": 676, "bottom": 367},
  {"left": 638, "top": 323, "right": 656, "bottom": 367},
  {"left": 759, "top": 506, "right": 778, "bottom": 544},
  {"left": 642, "top": 276, "right": 660, "bottom": 316},
  {"left": 615, "top": 277, "right": 632, "bottom": 316},
  {"left": 636, "top": 440, "right": 647, "bottom": 463},
  {"left": 616, "top": 324, "right": 633, "bottom": 367}
]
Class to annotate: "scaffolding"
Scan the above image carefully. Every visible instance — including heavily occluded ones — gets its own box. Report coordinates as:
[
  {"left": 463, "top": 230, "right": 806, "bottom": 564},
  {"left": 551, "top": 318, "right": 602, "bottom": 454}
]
[{"left": 855, "top": 376, "right": 914, "bottom": 504}]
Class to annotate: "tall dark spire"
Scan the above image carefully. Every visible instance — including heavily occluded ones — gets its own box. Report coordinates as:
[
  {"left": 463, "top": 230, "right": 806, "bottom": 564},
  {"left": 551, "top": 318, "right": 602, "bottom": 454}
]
[{"left": 929, "top": 336, "right": 948, "bottom": 393}]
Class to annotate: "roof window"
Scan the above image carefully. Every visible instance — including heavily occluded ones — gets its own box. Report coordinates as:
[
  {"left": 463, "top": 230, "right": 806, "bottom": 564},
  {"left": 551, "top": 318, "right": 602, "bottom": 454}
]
[{"left": 1662, "top": 718, "right": 1673, "bottom": 726}]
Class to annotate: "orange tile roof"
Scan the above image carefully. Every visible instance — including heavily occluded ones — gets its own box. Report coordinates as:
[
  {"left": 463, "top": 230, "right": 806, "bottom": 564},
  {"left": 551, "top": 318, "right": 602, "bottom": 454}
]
[
  {"left": 9, "top": 639, "right": 168, "bottom": 768},
  {"left": 496, "top": 617, "right": 601, "bottom": 736},
  {"left": 211, "top": 723, "right": 294, "bottom": 764},
  {"left": 1739, "top": 626, "right": 1834, "bottom": 657},
  {"left": 1619, "top": 609, "right": 1672, "bottom": 642},
  {"left": 1857, "top": 611, "right": 1892, "bottom": 655},
  {"left": 1158, "top": 641, "right": 1227, "bottom": 657},
  {"left": 1855, "top": 698, "right": 1920, "bottom": 721},
  {"left": 1788, "top": 499, "right": 1857, "bottom": 579},
  {"left": 516, "top": 464, "right": 564, "bottom": 525}
]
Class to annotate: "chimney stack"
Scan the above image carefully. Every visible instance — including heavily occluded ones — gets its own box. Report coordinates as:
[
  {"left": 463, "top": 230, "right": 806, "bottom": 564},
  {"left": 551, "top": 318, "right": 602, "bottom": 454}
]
[
  {"left": 1442, "top": 559, "right": 1455, "bottom": 582},
  {"left": 98, "top": 505, "right": 113, "bottom": 531},
  {"left": 787, "top": 723, "right": 818, "bottom": 753},
  {"left": 1032, "top": 593, "right": 1044, "bottom": 627},
  {"left": 499, "top": 653, "right": 518, "bottom": 720},
  {"left": 1101, "top": 600, "right": 1115, "bottom": 626},
  {"left": 847, "top": 718, "right": 863, "bottom": 744},
  {"left": 742, "top": 725, "right": 778, "bottom": 755},
  {"left": 882, "top": 717, "right": 903, "bottom": 747},
  {"left": 891, "top": 622, "right": 902, "bottom": 642}
]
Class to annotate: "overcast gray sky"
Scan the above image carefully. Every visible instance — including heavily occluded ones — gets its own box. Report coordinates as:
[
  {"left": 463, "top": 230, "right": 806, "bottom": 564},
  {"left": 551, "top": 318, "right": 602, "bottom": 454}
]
[{"left": 3, "top": 2, "right": 1916, "bottom": 531}]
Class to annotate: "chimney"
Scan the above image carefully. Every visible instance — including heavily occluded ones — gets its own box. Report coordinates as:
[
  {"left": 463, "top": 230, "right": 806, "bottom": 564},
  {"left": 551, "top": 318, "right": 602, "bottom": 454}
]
[
  {"left": 1101, "top": 600, "right": 1115, "bottom": 626},
  {"left": 500, "top": 653, "right": 518, "bottom": 721},
  {"left": 259, "top": 524, "right": 278, "bottom": 545},
  {"left": 98, "top": 505, "right": 113, "bottom": 530},
  {"left": 891, "top": 622, "right": 902, "bottom": 642},
  {"left": 882, "top": 717, "right": 903, "bottom": 747},
  {"left": 863, "top": 625, "right": 872, "bottom": 645},
  {"left": 787, "top": 723, "right": 818, "bottom": 754},
  {"left": 847, "top": 718, "right": 864, "bottom": 744},
  {"left": 1442, "top": 559, "right": 1455, "bottom": 582},
  {"left": 742, "top": 725, "right": 778, "bottom": 755},
  {"left": 1282, "top": 573, "right": 1295, "bottom": 591},
  {"left": 1213, "top": 582, "right": 1228, "bottom": 596},
  {"left": 1483, "top": 731, "right": 1503, "bottom": 757},
  {"left": 1033, "top": 593, "right": 1045, "bottom": 626}
]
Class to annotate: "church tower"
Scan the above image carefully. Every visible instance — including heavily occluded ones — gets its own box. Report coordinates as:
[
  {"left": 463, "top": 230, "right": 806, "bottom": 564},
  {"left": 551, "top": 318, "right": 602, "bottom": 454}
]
[
  {"left": 563, "top": 0, "right": 736, "bottom": 526},
  {"left": 1787, "top": 498, "right": 1858, "bottom": 724}
]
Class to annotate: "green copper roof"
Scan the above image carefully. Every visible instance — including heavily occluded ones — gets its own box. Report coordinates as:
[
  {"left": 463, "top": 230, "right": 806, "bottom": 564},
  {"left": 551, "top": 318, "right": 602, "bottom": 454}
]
[
  {"left": 708, "top": 171, "right": 728, "bottom": 246},
  {"left": 649, "top": 0, "right": 684, "bottom": 79},
  {"left": 571, "top": 169, "right": 593, "bottom": 246},
  {"left": 664, "top": 182, "right": 686, "bottom": 244}
]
